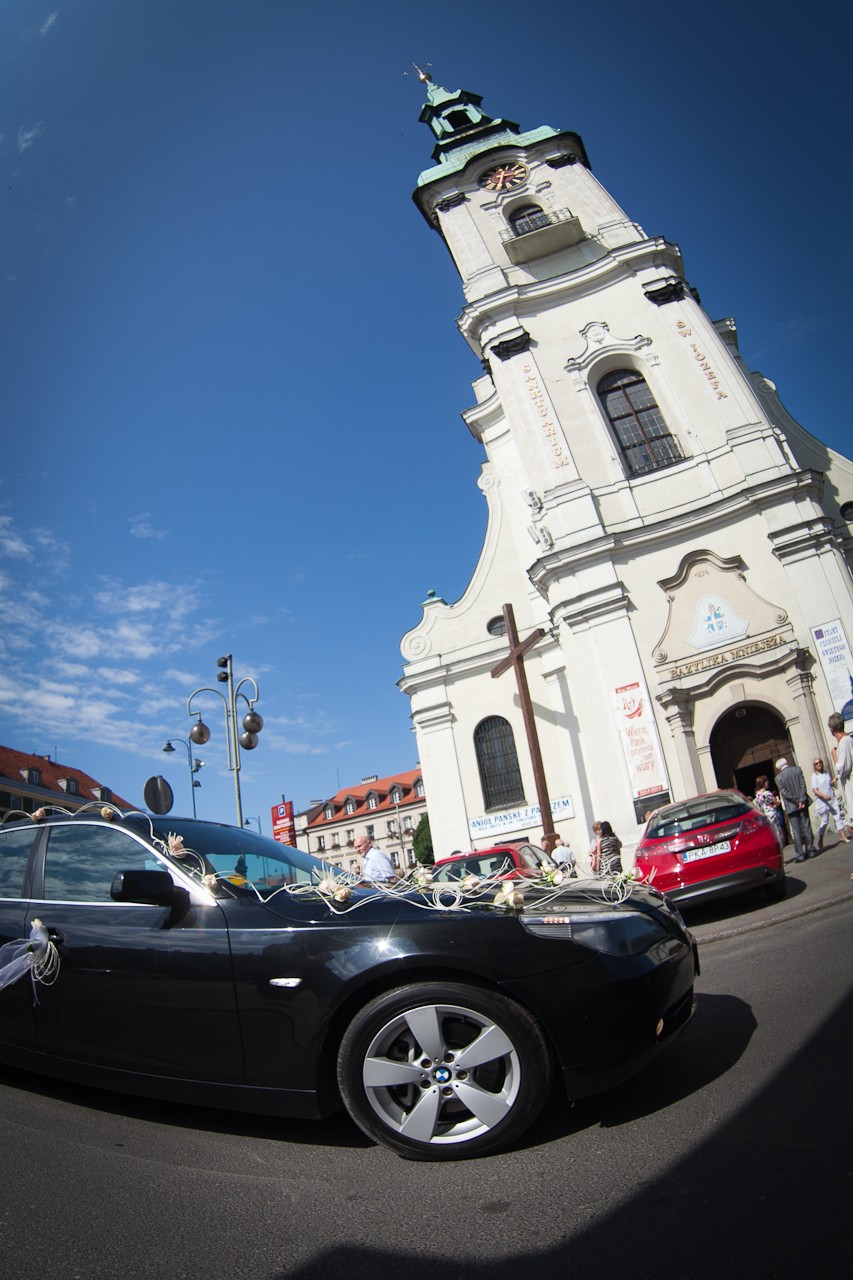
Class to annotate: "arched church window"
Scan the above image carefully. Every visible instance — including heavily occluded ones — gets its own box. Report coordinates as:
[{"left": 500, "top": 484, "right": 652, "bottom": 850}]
[
  {"left": 508, "top": 204, "right": 551, "bottom": 237},
  {"left": 597, "top": 369, "right": 683, "bottom": 477},
  {"left": 474, "top": 716, "right": 525, "bottom": 811}
]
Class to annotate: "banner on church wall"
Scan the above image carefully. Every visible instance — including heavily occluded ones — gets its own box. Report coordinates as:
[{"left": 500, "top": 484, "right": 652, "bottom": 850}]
[
  {"left": 612, "top": 680, "right": 671, "bottom": 823},
  {"left": 811, "top": 620, "right": 853, "bottom": 724},
  {"left": 271, "top": 800, "right": 295, "bottom": 845},
  {"left": 469, "top": 796, "right": 575, "bottom": 842}
]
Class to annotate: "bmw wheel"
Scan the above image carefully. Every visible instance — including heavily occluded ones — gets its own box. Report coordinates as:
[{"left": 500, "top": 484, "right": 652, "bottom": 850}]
[{"left": 337, "top": 982, "right": 552, "bottom": 1160}]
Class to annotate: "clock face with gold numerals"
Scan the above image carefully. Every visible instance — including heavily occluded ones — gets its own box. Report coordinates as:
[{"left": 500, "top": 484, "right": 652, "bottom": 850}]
[{"left": 478, "top": 162, "right": 528, "bottom": 193}]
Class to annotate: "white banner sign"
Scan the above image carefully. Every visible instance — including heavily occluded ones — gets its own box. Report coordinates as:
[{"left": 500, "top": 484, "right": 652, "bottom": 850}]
[
  {"left": 613, "top": 679, "right": 670, "bottom": 808},
  {"left": 811, "top": 619, "right": 853, "bottom": 718},
  {"left": 469, "top": 796, "right": 575, "bottom": 842}
]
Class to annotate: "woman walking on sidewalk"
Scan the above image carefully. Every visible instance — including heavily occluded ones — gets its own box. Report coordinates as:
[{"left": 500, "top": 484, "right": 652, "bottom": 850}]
[
  {"left": 811, "top": 756, "right": 844, "bottom": 849},
  {"left": 827, "top": 713, "right": 853, "bottom": 843}
]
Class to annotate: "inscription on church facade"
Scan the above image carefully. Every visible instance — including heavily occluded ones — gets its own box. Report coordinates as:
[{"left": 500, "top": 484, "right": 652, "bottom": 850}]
[
  {"left": 666, "top": 632, "right": 787, "bottom": 678},
  {"left": 521, "top": 363, "right": 571, "bottom": 469},
  {"left": 676, "top": 320, "right": 728, "bottom": 399}
]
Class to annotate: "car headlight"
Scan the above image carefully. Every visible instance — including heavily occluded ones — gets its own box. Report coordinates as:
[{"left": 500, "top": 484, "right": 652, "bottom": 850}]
[{"left": 520, "top": 909, "right": 672, "bottom": 956}]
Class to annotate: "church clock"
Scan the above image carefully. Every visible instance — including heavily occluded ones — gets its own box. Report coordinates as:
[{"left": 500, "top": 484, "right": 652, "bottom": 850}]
[{"left": 478, "top": 161, "right": 528, "bottom": 192}]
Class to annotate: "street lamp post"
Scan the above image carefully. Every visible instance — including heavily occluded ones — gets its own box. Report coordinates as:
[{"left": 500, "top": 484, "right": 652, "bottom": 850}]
[
  {"left": 395, "top": 800, "right": 408, "bottom": 870},
  {"left": 244, "top": 816, "right": 262, "bottom": 834},
  {"left": 186, "top": 654, "right": 263, "bottom": 828},
  {"left": 162, "top": 738, "right": 204, "bottom": 818}
]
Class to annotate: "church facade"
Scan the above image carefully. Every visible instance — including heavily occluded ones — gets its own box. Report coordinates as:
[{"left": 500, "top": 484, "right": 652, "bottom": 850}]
[{"left": 399, "top": 75, "right": 853, "bottom": 861}]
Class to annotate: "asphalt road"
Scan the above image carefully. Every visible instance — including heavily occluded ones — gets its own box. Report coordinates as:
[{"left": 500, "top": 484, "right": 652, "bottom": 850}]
[{"left": 1, "top": 898, "right": 851, "bottom": 1280}]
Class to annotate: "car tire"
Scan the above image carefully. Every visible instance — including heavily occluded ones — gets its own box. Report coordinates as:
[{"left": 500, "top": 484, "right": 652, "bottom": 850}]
[{"left": 336, "top": 981, "right": 552, "bottom": 1160}]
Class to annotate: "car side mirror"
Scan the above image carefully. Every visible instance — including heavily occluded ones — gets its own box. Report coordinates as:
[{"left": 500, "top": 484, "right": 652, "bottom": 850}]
[{"left": 111, "top": 868, "right": 180, "bottom": 906}]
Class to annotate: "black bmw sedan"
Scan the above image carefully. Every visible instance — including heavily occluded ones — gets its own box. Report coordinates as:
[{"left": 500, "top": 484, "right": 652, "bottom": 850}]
[{"left": 0, "top": 810, "right": 698, "bottom": 1159}]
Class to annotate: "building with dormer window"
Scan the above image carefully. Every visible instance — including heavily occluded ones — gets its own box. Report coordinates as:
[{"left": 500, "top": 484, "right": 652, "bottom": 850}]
[
  {"left": 296, "top": 769, "right": 429, "bottom": 872},
  {"left": 0, "top": 745, "right": 133, "bottom": 819}
]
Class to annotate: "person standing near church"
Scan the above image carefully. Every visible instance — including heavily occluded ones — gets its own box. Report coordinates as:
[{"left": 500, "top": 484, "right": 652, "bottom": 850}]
[
  {"left": 827, "top": 713, "right": 853, "bottom": 842},
  {"left": 810, "top": 755, "right": 842, "bottom": 849},
  {"left": 354, "top": 834, "right": 396, "bottom": 883},
  {"left": 594, "top": 821, "right": 623, "bottom": 876},
  {"left": 775, "top": 758, "right": 817, "bottom": 862}
]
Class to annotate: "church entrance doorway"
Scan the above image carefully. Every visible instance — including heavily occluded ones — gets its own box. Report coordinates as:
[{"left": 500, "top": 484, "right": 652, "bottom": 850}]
[{"left": 710, "top": 705, "right": 791, "bottom": 799}]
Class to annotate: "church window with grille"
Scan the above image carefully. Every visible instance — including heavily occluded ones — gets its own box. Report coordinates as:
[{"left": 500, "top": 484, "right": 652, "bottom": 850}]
[
  {"left": 509, "top": 204, "right": 550, "bottom": 237},
  {"left": 597, "top": 369, "right": 683, "bottom": 476},
  {"left": 474, "top": 716, "right": 525, "bottom": 811}
]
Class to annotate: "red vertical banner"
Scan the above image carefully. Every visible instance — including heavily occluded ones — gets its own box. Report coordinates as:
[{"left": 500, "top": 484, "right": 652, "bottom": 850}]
[{"left": 271, "top": 800, "right": 295, "bottom": 845}]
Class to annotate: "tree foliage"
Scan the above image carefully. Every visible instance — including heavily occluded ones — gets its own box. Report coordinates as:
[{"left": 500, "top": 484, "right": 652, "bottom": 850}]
[{"left": 412, "top": 813, "right": 434, "bottom": 865}]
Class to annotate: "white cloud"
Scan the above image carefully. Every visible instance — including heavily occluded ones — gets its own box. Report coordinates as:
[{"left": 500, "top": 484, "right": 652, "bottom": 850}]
[
  {"left": 52, "top": 624, "right": 102, "bottom": 660},
  {"left": 50, "top": 660, "right": 91, "bottom": 679},
  {"left": 129, "top": 513, "right": 168, "bottom": 540},
  {"left": 0, "top": 515, "right": 32, "bottom": 558},
  {"left": 31, "top": 527, "right": 71, "bottom": 572},
  {"left": 165, "top": 668, "right": 200, "bottom": 685},
  {"left": 97, "top": 666, "right": 141, "bottom": 686},
  {"left": 94, "top": 578, "right": 199, "bottom": 620},
  {"left": 18, "top": 123, "right": 46, "bottom": 154},
  {"left": 40, "top": 13, "right": 59, "bottom": 37}
]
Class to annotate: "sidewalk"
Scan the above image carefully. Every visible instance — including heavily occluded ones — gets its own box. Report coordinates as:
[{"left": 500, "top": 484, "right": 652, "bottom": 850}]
[{"left": 682, "top": 833, "right": 853, "bottom": 944}]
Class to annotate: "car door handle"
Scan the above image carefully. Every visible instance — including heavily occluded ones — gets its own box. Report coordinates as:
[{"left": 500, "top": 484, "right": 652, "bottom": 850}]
[{"left": 46, "top": 928, "right": 65, "bottom": 946}]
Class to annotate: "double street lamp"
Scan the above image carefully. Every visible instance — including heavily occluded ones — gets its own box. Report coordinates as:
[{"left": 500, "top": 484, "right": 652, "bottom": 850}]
[
  {"left": 162, "top": 738, "right": 204, "bottom": 818},
  {"left": 187, "top": 654, "right": 263, "bottom": 828}
]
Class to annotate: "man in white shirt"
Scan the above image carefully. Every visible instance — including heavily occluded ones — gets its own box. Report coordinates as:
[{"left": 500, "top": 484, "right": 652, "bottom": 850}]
[{"left": 354, "top": 834, "right": 395, "bottom": 883}]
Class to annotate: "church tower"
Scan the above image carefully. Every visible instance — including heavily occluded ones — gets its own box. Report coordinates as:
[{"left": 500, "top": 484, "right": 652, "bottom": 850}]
[{"left": 400, "top": 74, "right": 853, "bottom": 860}]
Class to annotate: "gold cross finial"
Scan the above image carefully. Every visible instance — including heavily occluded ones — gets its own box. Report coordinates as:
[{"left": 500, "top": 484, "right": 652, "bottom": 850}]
[{"left": 408, "top": 62, "right": 432, "bottom": 84}]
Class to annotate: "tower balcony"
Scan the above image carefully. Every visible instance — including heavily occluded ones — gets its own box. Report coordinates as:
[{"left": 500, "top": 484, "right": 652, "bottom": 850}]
[{"left": 500, "top": 207, "right": 584, "bottom": 264}]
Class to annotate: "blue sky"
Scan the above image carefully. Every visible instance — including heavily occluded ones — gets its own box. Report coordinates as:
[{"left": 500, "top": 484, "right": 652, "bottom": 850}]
[{"left": 1, "top": 0, "right": 849, "bottom": 831}]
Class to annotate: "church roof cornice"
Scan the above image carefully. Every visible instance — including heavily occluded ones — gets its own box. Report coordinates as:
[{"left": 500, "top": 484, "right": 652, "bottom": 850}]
[{"left": 456, "top": 237, "right": 684, "bottom": 351}]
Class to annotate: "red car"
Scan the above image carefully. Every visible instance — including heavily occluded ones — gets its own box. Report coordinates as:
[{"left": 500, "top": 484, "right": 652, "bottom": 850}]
[
  {"left": 633, "top": 789, "right": 785, "bottom": 907},
  {"left": 432, "top": 842, "right": 557, "bottom": 882}
]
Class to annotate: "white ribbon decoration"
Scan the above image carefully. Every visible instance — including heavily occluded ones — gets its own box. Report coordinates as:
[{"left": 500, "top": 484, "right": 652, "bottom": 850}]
[{"left": 0, "top": 918, "right": 60, "bottom": 994}]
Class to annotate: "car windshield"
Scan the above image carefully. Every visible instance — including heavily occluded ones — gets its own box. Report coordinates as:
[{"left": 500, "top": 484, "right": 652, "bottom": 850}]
[
  {"left": 645, "top": 793, "right": 752, "bottom": 839},
  {"left": 516, "top": 843, "right": 555, "bottom": 870},
  {"left": 145, "top": 817, "right": 342, "bottom": 899}
]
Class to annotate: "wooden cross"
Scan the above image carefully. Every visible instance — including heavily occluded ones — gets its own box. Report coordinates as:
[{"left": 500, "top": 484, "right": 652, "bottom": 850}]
[{"left": 490, "top": 602, "right": 556, "bottom": 848}]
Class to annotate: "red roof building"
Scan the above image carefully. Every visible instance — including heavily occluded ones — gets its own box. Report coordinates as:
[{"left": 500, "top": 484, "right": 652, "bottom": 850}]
[
  {"left": 296, "top": 768, "right": 428, "bottom": 873},
  {"left": 0, "top": 745, "right": 134, "bottom": 818}
]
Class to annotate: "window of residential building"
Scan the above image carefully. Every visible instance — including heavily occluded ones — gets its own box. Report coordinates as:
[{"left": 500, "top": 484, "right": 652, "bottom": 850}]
[
  {"left": 415, "top": 781, "right": 425, "bottom": 798},
  {"left": 366, "top": 824, "right": 375, "bottom": 840},
  {"left": 316, "top": 835, "right": 326, "bottom": 851},
  {"left": 345, "top": 800, "right": 356, "bottom": 815},
  {"left": 474, "top": 716, "right": 525, "bottom": 810},
  {"left": 368, "top": 796, "right": 378, "bottom": 810},
  {"left": 597, "top": 368, "right": 683, "bottom": 477},
  {"left": 387, "top": 819, "right": 396, "bottom": 835},
  {"left": 324, "top": 805, "right": 334, "bottom": 820},
  {"left": 346, "top": 828, "right": 354, "bottom": 844}
]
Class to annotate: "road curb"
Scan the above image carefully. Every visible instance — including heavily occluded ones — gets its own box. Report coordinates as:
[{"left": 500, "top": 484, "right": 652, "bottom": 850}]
[{"left": 696, "top": 886, "right": 853, "bottom": 944}]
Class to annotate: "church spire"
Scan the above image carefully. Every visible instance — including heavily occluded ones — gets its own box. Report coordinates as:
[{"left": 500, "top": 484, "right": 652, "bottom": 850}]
[{"left": 415, "top": 71, "right": 520, "bottom": 164}]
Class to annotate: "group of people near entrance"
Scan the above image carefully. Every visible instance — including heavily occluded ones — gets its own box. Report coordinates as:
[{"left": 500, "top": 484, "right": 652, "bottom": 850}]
[
  {"left": 754, "top": 712, "right": 853, "bottom": 864},
  {"left": 351, "top": 711, "right": 853, "bottom": 885}
]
